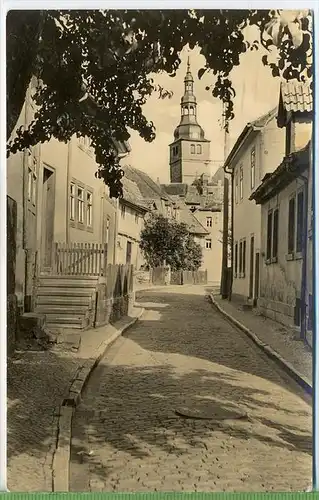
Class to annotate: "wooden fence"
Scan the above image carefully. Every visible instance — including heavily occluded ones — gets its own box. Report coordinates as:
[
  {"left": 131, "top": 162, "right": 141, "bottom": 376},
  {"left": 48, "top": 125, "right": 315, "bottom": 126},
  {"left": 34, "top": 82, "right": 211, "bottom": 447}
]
[
  {"left": 151, "top": 267, "right": 208, "bottom": 286},
  {"left": 53, "top": 242, "right": 108, "bottom": 276}
]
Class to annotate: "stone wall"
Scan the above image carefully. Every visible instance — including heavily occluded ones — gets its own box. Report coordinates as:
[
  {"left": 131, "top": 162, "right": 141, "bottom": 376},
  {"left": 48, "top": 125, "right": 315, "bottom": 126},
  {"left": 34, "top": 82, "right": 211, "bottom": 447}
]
[{"left": 94, "top": 264, "right": 134, "bottom": 328}]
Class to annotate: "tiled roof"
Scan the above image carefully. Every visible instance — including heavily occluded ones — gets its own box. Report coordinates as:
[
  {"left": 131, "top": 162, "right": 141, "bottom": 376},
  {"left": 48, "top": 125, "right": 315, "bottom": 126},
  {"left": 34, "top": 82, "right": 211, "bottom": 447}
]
[
  {"left": 185, "top": 185, "right": 201, "bottom": 205},
  {"left": 121, "top": 176, "right": 148, "bottom": 211},
  {"left": 161, "top": 183, "right": 188, "bottom": 197},
  {"left": 210, "top": 166, "right": 225, "bottom": 185},
  {"left": 280, "top": 80, "right": 313, "bottom": 113},
  {"left": 178, "top": 206, "right": 208, "bottom": 235},
  {"left": 122, "top": 165, "right": 171, "bottom": 202}
]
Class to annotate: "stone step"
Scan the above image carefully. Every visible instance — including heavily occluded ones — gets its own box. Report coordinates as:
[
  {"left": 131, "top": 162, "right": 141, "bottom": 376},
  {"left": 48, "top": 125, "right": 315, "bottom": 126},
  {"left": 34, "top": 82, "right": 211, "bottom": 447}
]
[
  {"left": 44, "top": 314, "right": 85, "bottom": 326},
  {"left": 39, "top": 274, "right": 99, "bottom": 280},
  {"left": 36, "top": 295, "right": 92, "bottom": 306},
  {"left": 37, "top": 287, "right": 95, "bottom": 297},
  {"left": 46, "top": 322, "right": 84, "bottom": 330},
  {"left": 38, "top": 278, "right": 98, "bottom": 288},
  {"left": 36, "top": 304, "right": 88, "bottom": 314}
]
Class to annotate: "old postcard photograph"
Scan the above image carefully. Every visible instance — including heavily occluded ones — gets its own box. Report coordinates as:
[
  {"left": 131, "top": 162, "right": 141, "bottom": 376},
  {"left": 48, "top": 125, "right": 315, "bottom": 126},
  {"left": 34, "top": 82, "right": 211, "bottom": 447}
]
[{"left": 6, "top": 7, "right": 314, "bottom": 492}]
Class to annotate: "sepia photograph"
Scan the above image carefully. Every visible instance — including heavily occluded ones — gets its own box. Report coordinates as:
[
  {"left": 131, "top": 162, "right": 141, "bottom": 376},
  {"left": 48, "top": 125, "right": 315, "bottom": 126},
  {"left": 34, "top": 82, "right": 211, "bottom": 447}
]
[{"left": 5, "top": 7, "right": 314, "bottom": 492}]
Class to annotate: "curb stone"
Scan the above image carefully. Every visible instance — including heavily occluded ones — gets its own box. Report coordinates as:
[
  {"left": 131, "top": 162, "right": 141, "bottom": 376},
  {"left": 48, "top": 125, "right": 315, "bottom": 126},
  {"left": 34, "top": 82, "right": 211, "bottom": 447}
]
[
  {"left": 209, "top": 293, "right": 312, "bottom": 397},
  {"left": 52, "top": 307, "right": 145, "bottom": 492}
]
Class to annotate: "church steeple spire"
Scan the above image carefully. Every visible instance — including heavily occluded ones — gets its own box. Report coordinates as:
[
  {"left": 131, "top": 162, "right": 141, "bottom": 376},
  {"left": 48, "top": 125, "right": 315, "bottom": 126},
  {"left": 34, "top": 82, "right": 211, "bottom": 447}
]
[{"left": 173, "top": 57, "right": 206, "bottom": 141}]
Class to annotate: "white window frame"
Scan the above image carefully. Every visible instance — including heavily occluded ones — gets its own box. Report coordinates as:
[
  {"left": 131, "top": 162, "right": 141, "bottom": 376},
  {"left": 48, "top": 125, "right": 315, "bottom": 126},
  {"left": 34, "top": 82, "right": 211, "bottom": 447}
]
[
  {"left": 77, "top": 187, "right": 85, "bottom": 223},
  {"left": 205, "top": 238, "right": 212, "bottom": 249},
  {"left": 206, "top": 216, "right": 212, "bottom": 227},
  {"left": 239, "top": 165, "right": 243, "bottom": 200},
  {"left": 86, "top": 191, "right": 93, "bottom": 226},
  {"left": 70, "top": 183, "right": 75, "bottom": 220}
]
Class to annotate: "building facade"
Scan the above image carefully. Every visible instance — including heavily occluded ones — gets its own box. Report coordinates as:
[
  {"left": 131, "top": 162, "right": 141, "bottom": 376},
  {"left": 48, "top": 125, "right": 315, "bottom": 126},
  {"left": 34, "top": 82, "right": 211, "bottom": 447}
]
[
  {"left": 7, "top": 82, "right": 130, "bottom": 318},
  {"left": 117, "top": 176, "right": 148, "bottom": 268},
  {"left": 169, "top": 58, "right": 211, "bottom": 185},
  {"left": 224, "top": 108, "right": 286, "bottom": 304},
  {"left": 250, "top": 81, "right": 313, "bottom": 335}
]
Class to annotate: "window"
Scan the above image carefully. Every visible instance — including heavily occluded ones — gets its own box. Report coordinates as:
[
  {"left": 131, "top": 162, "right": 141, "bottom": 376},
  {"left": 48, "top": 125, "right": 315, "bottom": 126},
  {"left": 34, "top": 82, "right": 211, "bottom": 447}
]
[
  {"left": 77, "top": 187, "right": 84, "bottom": 223},
  {"left": 266, "top": 210, "right": 273, "bottom": 260},
  {"left": 197, "top": 144, "right": 202, "bottom": 154},
  {"left": 121, "top": 204, "right": 126, "bottom": 219},
  {"left": 27, "top": 168, "right": 32, "bottom": 201},
  {"left": 135, "top": 213, "right": 139, "bottom": 224},
  {"left": 105, "top": 217, "right": 110, "bottom": 243},
  {"left": 189, "top": 106, "right": 194, "bottom": 115},
  {"left": 239, "top": 165, "right": 243, "bottom": 200},
  {"left": 296, "top": 190, "right": 304, "bottom": 253},
  {"left": 242, "top": 239, "right": 246, "bottom": 276},
  {"left": 288, "top": 196, "right": 296, "bottom": 254},
  {"left": 191, "top": 144, "right": 195, "bottom": 154},
  {"left": 239, "top": 241, "right": 243, "bottom": 274},
  {"left": 70, "top": 183, "right": 75, "bottom": 220},
  {"left": 206, "top": 217, "right": 212, "bottom": 227},
  {"left": 69, "top": 181, "right": 93, "bottom": 228},
  {"left": 86, "top": 191, "right": 93, "bottom": 226},
  {"left": 251, "top": 147, "right": 256, "bottom": 189},
  {"left": 235, "top": 171, "right": 239, "bottom": 204},
  {"left": 27, "top": 167, "right": 37, "bottom": 205},
  {"left": 205, "top": 239, "right": 212, "bottom": 249},
  {"left": 272, "top": 208, "right": 279, "bottom": 259},
  {"left": 266, "top": 208, "right": 279, "bottom": 263},
  {"left": 234, "top": 242, "right": 238, "bottom": 277}
]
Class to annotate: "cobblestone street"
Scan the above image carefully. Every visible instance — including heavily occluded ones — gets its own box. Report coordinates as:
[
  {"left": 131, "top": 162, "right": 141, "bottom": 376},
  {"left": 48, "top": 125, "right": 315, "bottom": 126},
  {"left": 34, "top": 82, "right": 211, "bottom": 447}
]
[{"left": 70, "top": 286, "right": 312, "bottom": 492}]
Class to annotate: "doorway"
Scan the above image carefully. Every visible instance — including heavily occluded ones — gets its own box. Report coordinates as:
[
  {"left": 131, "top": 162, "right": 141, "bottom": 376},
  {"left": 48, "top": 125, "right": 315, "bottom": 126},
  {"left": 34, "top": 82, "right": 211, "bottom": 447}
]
[
  {"left": 254, "top": 252, "right": 260, "bottom": 306},
  {"left": 41, "top": 166, "right": 56, "bottom": 271},
  {"left": 249, "top": 235, "right": 254, "bottom": 298}
]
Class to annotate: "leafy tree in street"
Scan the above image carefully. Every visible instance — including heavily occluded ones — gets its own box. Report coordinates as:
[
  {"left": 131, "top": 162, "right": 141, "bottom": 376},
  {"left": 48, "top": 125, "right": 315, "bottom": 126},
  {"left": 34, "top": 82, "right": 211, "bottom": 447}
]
[
  {"left": 140, "top": 213, "right": 202, "bottom": 271},
  {"left": 7, "top": 10, "right": 312, "bottom": 196}
]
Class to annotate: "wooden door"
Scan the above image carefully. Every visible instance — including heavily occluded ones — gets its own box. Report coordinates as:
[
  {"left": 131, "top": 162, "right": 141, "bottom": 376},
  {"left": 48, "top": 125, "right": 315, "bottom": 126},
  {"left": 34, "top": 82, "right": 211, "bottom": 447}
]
[
  {"left": 41, "top": 166, "right": 56, "bottom": 271},
  {"left": 249, "top": 235, "right": 254, "bottom": 298},
  {"left": 254, "top": 252, "right": 260, "bottom": 306}
]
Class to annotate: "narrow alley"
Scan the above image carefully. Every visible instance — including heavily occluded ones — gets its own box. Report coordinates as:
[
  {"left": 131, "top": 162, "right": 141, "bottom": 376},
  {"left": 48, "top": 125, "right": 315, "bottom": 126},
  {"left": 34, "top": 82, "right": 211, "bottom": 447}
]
[{"left": 70, "top": 286, "right": 312, "bottom": 493}]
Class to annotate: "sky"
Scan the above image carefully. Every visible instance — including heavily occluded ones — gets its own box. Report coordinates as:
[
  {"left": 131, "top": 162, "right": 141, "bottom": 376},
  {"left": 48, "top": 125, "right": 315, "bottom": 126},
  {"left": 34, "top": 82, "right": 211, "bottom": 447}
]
[{"left": 124, "top": 24, "right": 281, "bottom": 183}]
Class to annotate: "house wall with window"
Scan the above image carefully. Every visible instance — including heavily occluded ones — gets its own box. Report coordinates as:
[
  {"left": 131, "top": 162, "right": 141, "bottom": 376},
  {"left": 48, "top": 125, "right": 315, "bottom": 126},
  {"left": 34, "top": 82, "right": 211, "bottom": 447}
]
[
  {"left": 193, "top": 209, "right": 223, "bottom": 283},
  {"left": 117, "top": 201, "right": 146, "bottom": 269},
  {"left": 230, "top": 116, "right": 285, "bottom": 302},
  {"left": 258, "top": 174, "right": 308, "bottom": 327},
  {"left": 68, "top": 138, "right": 105, "bottom": 243},
  {"left": 232, "top": 134, "right": 262, "bottom": 300}
]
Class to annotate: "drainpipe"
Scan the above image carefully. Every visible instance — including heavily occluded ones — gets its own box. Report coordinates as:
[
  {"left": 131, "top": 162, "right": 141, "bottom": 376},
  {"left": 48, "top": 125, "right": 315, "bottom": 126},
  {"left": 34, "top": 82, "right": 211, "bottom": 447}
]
[
  {"left": 299, "top": 173, "right": 309, "bottom": 342},
  {"left": 65, "top": 141, "right": 72, "bottom": 244},
  {"left": 113, "top": 197, "right": 119, "bottom": 264},
  {"left": 223, "top": 163, "right": 233, "bottom": 301}
]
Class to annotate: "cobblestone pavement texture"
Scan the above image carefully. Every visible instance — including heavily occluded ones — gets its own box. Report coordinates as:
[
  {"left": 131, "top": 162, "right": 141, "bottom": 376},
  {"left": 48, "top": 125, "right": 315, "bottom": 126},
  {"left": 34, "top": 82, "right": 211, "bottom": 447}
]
[
  {"left": 70, "top": 286, "right": 312, "bottom": 493},
  {"left": 212, "top": 292, "right": 312, "bottom": 384},
  {"left": 7, "top": 307, "right": 141, "bottom": 492}
]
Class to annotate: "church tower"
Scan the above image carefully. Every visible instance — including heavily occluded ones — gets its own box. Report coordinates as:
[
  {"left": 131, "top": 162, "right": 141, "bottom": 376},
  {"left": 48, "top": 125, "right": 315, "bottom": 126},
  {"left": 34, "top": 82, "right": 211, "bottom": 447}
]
[{"left": 169, "top": 58, "right": 211, "bottom": 185}]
